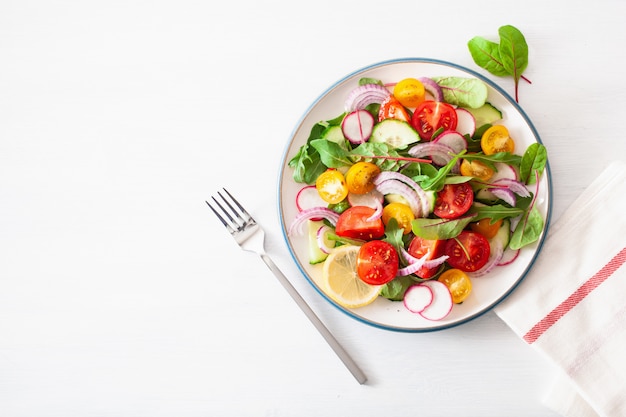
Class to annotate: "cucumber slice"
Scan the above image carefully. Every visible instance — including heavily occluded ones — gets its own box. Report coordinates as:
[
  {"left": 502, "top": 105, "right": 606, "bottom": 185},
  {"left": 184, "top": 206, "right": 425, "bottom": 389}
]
[
  {"left": 424, "top": 190, "right": 436, "bottom": 213},
  {"left": 369, "top": 119, "right": 420, "bottom": 150},
  {"left": 491, "top": 219, "right": 510, "bottom": 249},
  {"left": 464, "top": 102, "right": 502, "bottom": 127},
  {"left": 321, "top": 125, "right": 345, "bottom": 144},
  {"left": 384, "top": 193, "right": 409, "bottom": 205},
  {"left": 307, "top": 220, "right": 335, "bottom": 264}
]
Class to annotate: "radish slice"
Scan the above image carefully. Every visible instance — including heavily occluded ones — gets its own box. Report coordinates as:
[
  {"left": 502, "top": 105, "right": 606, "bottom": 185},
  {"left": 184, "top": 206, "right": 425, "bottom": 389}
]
[
  {"left": 403, "top": 284, "right": 434, "bottom": 314},
  {"left": 346, "top": 189, "right": 385, "bottom": 221},
  {"left": 347, "top": 189, "right": 384, "bottom": 208},
  {"left": 418, "top": 77, "right": 444, "bottom": 102},
  {"left": 491, "top": 162, "right": 519, "bottom": 182},
  {"left": 455, "top": 107, "right": 476, "bottom": 137},
  {"left": 341, "top": 109, "right": 375, "bottom": 144},
  {"left": 296, "top": 185, "right": 327, "bottom": 220},
  {"left": 432, "top": 130, "right": 467, "bottom": 155},
  {"left": 417, "top": 280, "right": 453, "bottom": 321},
  {"left": 344, "top": 84, "right": 391, "bottom": 112},
  {"left": 498, "top": 248, "right": 520, "bottom": 266}
]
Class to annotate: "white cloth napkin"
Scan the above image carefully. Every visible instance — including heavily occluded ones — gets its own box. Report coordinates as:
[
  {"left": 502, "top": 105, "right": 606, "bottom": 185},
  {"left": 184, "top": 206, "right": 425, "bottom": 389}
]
[{"left": 494, "top": 160, "right": 626, "bottom": 417}]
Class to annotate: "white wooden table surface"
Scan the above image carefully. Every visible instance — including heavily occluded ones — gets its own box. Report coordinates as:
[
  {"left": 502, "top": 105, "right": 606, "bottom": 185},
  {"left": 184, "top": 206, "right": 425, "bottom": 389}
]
[{"left": 2, "top": 1, "right": 625, "bottom": 416}]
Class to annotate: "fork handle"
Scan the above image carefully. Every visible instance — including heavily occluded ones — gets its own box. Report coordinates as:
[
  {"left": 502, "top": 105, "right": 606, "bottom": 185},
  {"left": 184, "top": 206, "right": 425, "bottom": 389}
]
[{"left": 259, "top": 254, "right": 368, "bottom": 385}]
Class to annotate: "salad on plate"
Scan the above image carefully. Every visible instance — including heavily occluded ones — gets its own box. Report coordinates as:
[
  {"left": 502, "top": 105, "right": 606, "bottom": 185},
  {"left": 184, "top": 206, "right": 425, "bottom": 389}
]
[{"left": 279, "top": 59, "right": 550, "bottom": 331}]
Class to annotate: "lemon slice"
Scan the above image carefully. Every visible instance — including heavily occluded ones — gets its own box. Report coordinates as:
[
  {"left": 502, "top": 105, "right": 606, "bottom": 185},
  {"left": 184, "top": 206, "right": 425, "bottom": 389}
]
[{"left": 321, "top": 245, "right": 382, "bottom": 309}]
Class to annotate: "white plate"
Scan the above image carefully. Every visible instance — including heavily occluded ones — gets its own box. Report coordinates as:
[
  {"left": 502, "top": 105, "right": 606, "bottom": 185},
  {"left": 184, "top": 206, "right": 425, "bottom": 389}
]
[{"left": 278, "top": 58, "right": 552, "bottom": 332}]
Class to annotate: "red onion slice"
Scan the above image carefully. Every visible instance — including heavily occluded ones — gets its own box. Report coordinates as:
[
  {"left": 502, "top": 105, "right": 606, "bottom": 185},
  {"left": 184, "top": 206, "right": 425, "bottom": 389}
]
[
  {"left": 418, "top": 77, "right": 444, "bottom": 102},
  {"left": 490, "top": 187, "right": 516, "bottom": 206},
  {"left": 493, "top": 178, "right": 531, "bottom": 197},
  {"left": 374, "top": 179, "right": 422, "bottom": 218},
  {"left": 344, "top": 84, "right": 391, "bottom": 112},
  {"left": 316, "top": 225, "right": 335, "bottom": 254},
  {"left": 374, "top": 171, "right": 432, "bottom": 217},
  {"left": 365, "top": 197, "right": 383, "bottom": 222},
  {"left": 398, "top": 247, "right": 448, "bottom": 276},
  {"left": 408, "top": 141, "right": 457, "bottom": 166},
  {"left": 288, "top": 207, "right": 340, "bottom": 236}
]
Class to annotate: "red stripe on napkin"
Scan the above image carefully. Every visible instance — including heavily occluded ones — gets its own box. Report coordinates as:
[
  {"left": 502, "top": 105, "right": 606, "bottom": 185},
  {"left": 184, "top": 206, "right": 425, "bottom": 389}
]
[{"left": 523, "top": 246, "right": 626, "bottom": 344}]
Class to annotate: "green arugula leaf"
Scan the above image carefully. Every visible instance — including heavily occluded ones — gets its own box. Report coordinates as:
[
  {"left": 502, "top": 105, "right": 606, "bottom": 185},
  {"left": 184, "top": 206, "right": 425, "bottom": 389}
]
[
  {"left": 420, "top": 151, "right": 465, "bottom": 191},
  {"left": 380, "top": 276, "right": 416, "bottom": 301},
  {"left": 461, "top": 151, "right": 522, "bottom": 165},
  {"left": 288, "top": 142, "right": 325, "bottom": 184},
  {"left": 288, "top": 120, "right": 332, "bottom": 184},
  {"left": 467, "top": 204, "right": 526, "bottom": 222},
  {"left": 310, "top": 139, "right": 352, "bottom": 168},
  {"left": 411, "top": 215, "right": 476, "bottom": 240},
  {"left": 383, "top": 218, "right": 405, "bottom": 253},
  {"left": 400, "top": 162, "right": 438, "bottom": 182},
  {"left": 461, "top": 151, "right": 522, "bottom": 170}
]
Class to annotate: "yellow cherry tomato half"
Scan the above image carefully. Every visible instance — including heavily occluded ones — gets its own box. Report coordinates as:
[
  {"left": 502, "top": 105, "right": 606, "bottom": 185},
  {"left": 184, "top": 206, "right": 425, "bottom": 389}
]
[
  {"left": 460, "top": 158, "right": 495, "bottom": 181},
  {"left": 481, "top": 125, "right": 515, "bottom": 155},
  {"left": 382, "top": 202, "right": 415, "bottom": 234},
  {"left": 438, "top": 268, "right": 473, "bottom": 304},
  {"left": 345, "top": 161, "right": 381, "bottom": 195},
  {"left": 393, "top": 78, "right": 426, "bottom": 108},
  {"left": 316, "top": 169, "right": 348, "bottom": 204},
  {"left": 470, "top": 218, "right": 503, "bottom": 239}
]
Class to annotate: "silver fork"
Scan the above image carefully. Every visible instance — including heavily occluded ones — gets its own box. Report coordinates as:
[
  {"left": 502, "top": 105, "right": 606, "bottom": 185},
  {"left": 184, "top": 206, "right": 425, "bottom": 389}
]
[{"left": 206, "top": 188, "right": 367, "bottom": 385}]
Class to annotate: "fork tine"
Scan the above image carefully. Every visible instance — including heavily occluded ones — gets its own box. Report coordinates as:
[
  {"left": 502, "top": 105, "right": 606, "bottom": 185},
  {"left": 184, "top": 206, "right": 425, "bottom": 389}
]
[
  {"left": 212, "top": 194, "right": 239, "bottom": 225},
  {"left": 215, "top": 191, "right": 241, "bottom": 222},
  {"left": 208, "top": 193, "right": 242, "bottom": 230},
  {"left": 205, "top": 200, "right": 229, "bottom": 228},
  {"left": 221, "top": 188, "right": 254, "bottom": 222}
]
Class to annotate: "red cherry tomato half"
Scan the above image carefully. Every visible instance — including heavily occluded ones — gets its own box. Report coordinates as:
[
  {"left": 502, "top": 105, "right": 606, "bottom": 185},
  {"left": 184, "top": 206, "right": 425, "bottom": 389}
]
[
  {"left": 334, "top": 206, "right": 385, "bottom": 241},
  {"left": 444, "top": 230, "right": 491, "bottom": 272},
  {"left": 411, "top": 100, "right": 458, "bottom": 141},
  {"left": 357, "top": 240, "right": 399, "bottom": 285},
  {"left": 378, "top": 95, "right": 411, "bottom": 123},
  {"left": 433, "top": 182, "right": 474, "bottom": 219},
  {"left": 407, "top": 235, "right": 446, "bottom": 279}
]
